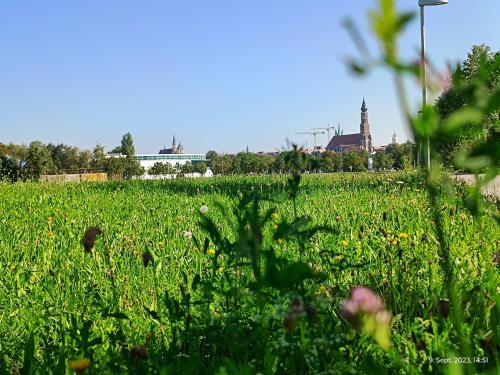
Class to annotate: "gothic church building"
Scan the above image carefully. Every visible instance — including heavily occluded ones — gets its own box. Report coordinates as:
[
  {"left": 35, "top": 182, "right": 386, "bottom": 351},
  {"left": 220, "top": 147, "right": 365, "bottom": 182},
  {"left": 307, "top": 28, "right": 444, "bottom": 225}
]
[{"left": 326, "top": 99, "right": 373, "bottom": 153}]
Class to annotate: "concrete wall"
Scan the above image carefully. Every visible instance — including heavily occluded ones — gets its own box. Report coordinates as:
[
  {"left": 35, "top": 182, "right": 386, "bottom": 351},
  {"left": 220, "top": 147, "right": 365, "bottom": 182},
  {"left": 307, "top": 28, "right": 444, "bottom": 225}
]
[{"left": 40, "top": 173, "right": 107, "bottom": 183}]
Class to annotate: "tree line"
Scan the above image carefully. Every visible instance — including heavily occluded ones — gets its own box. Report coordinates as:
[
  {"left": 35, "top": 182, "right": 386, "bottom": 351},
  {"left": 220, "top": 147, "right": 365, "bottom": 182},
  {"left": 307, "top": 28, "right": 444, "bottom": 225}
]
[
  {"left": 206, "top": 141, "right": 417, "bottom": 175},
  {"left": 0, "top": 133, "right": 210, "bottom": 182},
  {"left": 0, "top": 134, "right": 144, "bottom": 181}
]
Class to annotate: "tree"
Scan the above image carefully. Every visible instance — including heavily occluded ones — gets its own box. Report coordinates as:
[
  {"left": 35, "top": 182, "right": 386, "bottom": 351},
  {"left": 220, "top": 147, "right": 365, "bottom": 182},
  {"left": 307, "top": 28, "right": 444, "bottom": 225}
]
[
  {"left": 92, "top": 144, "right": 107, "bottom": 170},
  {"left": 120, "top": 133, "right": 135, "bottom": 156},
  {"left": 193, "top": 162, "right": 208, "bottom": 175},
  {"left": 373, "top": 151, "right": 393, "bottom": 171},
  {"left": 435, "top": 44, "right": 500, "bottom": 167},
  {"left": 110, "top": 146, "right": 123, "bottom": 154},
  {"left": 0, "top": 155, "right": 21, "bottom": 182},
  {"left": 342, "top": 151, "right": 366, "bottom": 172},
  {"left": 385, "top": 142, "right": 414, "bottom": 170},
  {"left": 24, "top": 141, "right": 52, "bottom": 180},
  {"left": 105, "top": 157, "right": 126, "bottom": 179},
  {"left": 110, "top": 133, "right": 143, "bottom": 179},
  {"left": 271, "top": 152, "right": 286, "bottom": 174},
  {"left": 123, "top": 158, "right": 144, "bottom": 179},
  {"left": 78, "top": 150, "right": 93, "bottom": 170},
  {"left": 149, "top": 162, "right": 174, "bottom": 176}
]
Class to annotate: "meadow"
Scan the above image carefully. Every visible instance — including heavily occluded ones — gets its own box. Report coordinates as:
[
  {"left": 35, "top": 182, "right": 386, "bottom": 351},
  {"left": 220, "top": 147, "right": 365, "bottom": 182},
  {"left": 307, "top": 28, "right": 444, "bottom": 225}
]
[{"left": 0, "top": 172, "right": 498, "bottom": 374}]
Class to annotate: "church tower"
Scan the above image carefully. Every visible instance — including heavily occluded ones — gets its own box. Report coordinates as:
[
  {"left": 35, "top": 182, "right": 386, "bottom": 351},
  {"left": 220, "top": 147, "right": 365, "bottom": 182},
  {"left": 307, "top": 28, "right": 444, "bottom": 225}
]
[
  {"left": 360, "top": 98, "right": 372, "bottom": 152},
  {"left": 171, "top": 135, "right": 177, "bottom": 153},
  {"left": 392, "top": 132, "right": 398, "bottom": 145}
]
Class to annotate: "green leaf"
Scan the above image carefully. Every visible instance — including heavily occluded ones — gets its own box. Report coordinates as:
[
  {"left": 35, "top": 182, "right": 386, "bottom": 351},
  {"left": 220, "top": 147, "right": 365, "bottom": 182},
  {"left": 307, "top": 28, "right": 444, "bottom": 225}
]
[
  {"left": 396, "top": 11, "right": 416, "bottom": 33},
  {"left": 347, "top": 59, "right": 368, "bottom": 76},
  {"left": 144, "top": 305, "right": 161, "bottom": 322},
  {"left": 22, "top": 333, "right": 35, "bottom": 375},
  {"left": 411, "top": 106, "right": 439, "bottom": 137},
  {"left": 105, "top": 312, "right": 129, "bottom": 320},
  {"left": 485, "top": 87, "right": 500, "bottom": 113},
  {"left": 441, "top": 108, "right": 483, "bottom": 135}
]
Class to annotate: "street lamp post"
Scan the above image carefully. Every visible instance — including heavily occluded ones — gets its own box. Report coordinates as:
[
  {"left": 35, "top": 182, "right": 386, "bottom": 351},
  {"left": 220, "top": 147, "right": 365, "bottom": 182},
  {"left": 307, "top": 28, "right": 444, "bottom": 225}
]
[{"left": 419, "top": 0, "right": 448, "bottom": 170}]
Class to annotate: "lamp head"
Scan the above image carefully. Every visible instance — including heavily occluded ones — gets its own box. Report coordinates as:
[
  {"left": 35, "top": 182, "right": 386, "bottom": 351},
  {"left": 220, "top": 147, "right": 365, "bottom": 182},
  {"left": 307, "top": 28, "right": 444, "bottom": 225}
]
[{"left": 419, "top": 0, "right": 448, "bottom": 6}]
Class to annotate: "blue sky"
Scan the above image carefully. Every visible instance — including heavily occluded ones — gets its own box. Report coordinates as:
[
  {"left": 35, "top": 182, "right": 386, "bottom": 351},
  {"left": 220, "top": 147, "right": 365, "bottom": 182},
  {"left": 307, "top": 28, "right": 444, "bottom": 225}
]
[{"left": 1, "top": 0, "right": 499, "bottom": 154}]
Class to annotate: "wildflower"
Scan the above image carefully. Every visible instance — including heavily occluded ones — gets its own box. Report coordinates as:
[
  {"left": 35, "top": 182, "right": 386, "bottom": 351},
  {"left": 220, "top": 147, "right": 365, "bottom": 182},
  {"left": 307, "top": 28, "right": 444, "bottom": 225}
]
[
  {"left": 272, "top": 212, "right": 279, "bottom": 220},
  {"left": 47, "top": 216, "right": 52, "bottom": 225},
  {"left": 81, "top": 226, "right": 102, "bottom": 252},
  {"left": 272, "top": 224, "right": 278, "bottom": 230},
  {"left": 391, "top": 239, "right": 398, "bottom": 246},
  {"left": 398, "top": 232, "right": 409, "bottom": 239},
  {"left": 341, "top": 287, "right": 384, "bottom": 318},
  {"left": 341, "top": 287, "right": 392, "bottom": 349},
  {"left": 340, "top": 240, "right": 349, "bottom": 247},
  {"left": 183, "top": 231, "right": 193, "bottom": 240},
  {"left": 207, "top": 248, "right": 216, "bottom": 255},
  {"left": 47, "top": 231, "right": 55, "bottom": 239},
  {"left": 199, "top": 205, "right": 209, "bottom": 214},
  {"left": 69, "top": 358, "right": 91, "bottom": 374},
  {"left": 276, "top": 238, "right": 284, "bottom": 244}
]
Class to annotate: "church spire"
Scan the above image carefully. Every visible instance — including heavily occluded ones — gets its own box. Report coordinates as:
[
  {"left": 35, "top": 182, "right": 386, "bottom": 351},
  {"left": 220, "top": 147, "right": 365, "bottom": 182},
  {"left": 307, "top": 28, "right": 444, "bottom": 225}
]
[{"left": 361, "top": 97, "right": 367, "bottom": 112}]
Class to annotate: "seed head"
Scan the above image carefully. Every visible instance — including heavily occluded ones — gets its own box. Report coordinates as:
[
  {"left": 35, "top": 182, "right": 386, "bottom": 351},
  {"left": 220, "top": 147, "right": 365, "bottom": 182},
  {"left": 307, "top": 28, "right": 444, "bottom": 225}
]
[
  {"left": 69, "top": 358, "right": 91, "bottom": 374},
  {"left": 81, "top": 226, "right": 102, "bottom": 252},
  {"left": 143, "top": 251, "right": 154, "bottom": 267}
]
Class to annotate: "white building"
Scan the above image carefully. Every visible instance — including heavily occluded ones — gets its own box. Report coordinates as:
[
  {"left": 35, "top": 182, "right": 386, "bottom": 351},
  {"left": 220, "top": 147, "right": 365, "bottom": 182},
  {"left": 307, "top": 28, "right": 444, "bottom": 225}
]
[
  {"left": 106, "top": 153, "right": 212, "bottom": 179},
  {"left": 107, "top": 136, "right": 213, "bottom": 179}
]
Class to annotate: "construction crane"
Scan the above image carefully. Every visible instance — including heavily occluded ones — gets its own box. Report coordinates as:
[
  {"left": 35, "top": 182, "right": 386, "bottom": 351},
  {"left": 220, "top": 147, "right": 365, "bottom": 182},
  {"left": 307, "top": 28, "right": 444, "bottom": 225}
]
[
  {"left": 295, "top": 131, "right": 325, "bottom": 151},
  {"left": 311, "top": 124, "right": 336, "bottom": 144}
]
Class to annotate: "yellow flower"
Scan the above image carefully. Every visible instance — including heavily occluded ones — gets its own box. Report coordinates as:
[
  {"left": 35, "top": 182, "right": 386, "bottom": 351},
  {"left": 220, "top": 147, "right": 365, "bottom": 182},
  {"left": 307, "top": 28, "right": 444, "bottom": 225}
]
[
  {"left": 398, "top": 232, "right": 409, "bottom": 239},
  {"left": 207, "top": 248, "right": 216, "bottom": 255},
  {"left": 391, "top": 239, "right": 398, "bottom": 245},
  {"left": 69, "top": 358, "right": 91, "bottom": 373},
  {"left": 276, "top": 238, "right": 284, "bottom": 244},
  {"left": 47, "top": 231, "right": 55, "bottom": 239},
  {"left": 47, "top": 216, "right": 52, "bottom": 224},
  {"left": 340, "top": 240, "right": 348, "bottom": 247},
  {"left": 272, "top": 224, "right": 278, "bottom": 230},
  {"left": 272, "top": 212, "right": 279, "bottom": 220}
]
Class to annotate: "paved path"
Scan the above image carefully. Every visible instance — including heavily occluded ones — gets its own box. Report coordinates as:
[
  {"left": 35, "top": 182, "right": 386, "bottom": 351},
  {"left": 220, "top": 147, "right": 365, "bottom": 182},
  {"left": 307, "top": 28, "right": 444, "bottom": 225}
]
[{"left": 454, "top": 175, "right": 500, "bottom": 200}]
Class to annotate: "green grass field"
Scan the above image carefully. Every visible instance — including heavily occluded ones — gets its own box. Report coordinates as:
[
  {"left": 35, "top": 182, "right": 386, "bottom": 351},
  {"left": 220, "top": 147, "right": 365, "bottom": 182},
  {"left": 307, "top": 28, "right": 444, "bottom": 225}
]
[{"left": 0, "top": 173, "right": 498, "bottom": 374}]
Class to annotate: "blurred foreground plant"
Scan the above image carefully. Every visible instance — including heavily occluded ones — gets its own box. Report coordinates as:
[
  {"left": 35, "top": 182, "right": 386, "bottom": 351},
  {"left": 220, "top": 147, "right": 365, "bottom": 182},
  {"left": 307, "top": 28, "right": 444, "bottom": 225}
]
[{"left": 344, "top": 0, "right": 499, "bottom": 373}]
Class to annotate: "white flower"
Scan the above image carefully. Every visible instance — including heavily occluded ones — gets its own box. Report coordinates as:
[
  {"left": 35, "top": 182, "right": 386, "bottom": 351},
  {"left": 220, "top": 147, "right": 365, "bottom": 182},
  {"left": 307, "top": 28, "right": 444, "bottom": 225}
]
[
  {"left": 183, "top": 231, "right": 193, "bottom": 240},
  {"left": 199, "top": 205, "right": 209, "bottom": 214}
]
